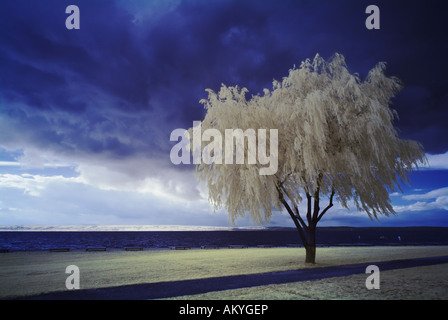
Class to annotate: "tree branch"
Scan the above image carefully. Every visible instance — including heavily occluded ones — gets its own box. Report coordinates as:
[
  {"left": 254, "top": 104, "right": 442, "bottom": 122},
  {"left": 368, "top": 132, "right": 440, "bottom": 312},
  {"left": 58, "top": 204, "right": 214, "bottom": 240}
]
[
  {"left": 305, "top": 192, "right": 312, "bottom": 225},
  {"left": 316, "top": 187, "right": 335, "bottom": 223},
  {"left": 279, "top": 184, "right": 308, "bottom": 230},
  {"left": 293, "top": 203, "right": 308, "bottom": 231},
  {"left": 279, "top": 197, "right": 308, "bottom": 245},
  {"left": 312, "top": 189, "right": 320, "bottom": 224},
  {"left": 281, "top": 172, "right": 292, "bottom": 185},
  {"left": 276, "top": 182, "right": 309, "bottom": 240},
  {"left": 312, "top": 173, "right": 323, "bottom": 223}
]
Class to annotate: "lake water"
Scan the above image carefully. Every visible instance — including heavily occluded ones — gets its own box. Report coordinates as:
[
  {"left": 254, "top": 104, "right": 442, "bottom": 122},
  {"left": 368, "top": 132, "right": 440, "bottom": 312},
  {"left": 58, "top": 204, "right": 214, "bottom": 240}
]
[{"left": 1, "top": 227, "right": 447, "bottom": 251}]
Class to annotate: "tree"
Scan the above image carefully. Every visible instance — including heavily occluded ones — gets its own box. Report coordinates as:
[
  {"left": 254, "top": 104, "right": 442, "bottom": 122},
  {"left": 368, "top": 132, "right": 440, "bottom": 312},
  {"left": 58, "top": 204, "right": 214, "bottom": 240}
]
[{"left": 190, "top": 53, "right": 426, "bottom": 263}]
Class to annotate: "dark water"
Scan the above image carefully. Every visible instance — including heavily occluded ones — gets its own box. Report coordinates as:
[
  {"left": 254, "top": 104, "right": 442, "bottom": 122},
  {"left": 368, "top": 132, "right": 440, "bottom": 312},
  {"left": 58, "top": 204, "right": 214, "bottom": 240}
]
[{"left": 1, "top": 227, "right": 447, "bottom": 251}]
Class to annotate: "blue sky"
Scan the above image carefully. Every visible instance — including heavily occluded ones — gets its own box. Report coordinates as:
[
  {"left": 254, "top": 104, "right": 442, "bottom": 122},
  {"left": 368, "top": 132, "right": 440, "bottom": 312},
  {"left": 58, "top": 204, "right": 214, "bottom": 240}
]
[{"left": 0, "top": 0, "right": 447, "bottom": 227}]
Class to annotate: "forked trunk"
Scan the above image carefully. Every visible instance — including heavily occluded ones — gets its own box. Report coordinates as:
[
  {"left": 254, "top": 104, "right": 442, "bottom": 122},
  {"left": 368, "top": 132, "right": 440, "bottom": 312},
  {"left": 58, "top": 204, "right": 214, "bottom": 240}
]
[{"left": 279, "top": 183, "right": 334, "bottom": 265}]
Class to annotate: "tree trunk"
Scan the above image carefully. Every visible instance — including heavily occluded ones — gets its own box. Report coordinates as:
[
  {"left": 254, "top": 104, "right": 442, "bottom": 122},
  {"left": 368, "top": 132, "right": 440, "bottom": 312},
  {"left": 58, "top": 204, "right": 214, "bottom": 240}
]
[
  {"left": 303, "top": 226, "right": 317, "bottom": 264},
  {"left": 278, "top": 182, "right": 334, "bottom": 265},
  {"left": 305, "top": 245, "right": 316, "bottom": 264},
  {"left": 280, "top": 197, "right": 318, "bottom": 264}
]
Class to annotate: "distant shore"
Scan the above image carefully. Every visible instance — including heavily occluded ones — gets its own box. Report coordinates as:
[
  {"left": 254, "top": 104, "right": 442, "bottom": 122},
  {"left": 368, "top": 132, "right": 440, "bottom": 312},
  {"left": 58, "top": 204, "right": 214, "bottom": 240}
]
[
  {"left": 1, "top": 225, "right": 448, "bottom": 232},
  {"left": 1, "top": 245, "right": 447, "bottom": 300}
]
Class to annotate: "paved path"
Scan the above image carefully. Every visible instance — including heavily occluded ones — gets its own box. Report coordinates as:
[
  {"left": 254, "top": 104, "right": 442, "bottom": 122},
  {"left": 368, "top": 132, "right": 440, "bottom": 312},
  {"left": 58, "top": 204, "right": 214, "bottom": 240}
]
[{"left": 14, "top": 255, "right": 448, "bottom": 300}]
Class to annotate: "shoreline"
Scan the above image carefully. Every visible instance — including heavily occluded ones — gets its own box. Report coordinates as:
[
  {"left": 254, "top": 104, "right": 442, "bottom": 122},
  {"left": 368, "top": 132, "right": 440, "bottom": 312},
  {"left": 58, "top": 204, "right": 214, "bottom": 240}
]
[
  {"left": 2, "top": 225, "right": 448, "bottom": 231},
  {"left": 2, "top": 242, "right": 448, "bottom": 253}
]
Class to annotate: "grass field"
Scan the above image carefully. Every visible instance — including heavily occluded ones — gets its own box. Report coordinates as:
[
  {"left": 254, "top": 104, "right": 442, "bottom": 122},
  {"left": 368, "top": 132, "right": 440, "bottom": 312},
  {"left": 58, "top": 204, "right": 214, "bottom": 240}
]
[
  {"left": 1, "top": 246, "right": 447, "bottom": 299},
  {"left": 170, "top": 263, "right": 448, "bottom": 300}
]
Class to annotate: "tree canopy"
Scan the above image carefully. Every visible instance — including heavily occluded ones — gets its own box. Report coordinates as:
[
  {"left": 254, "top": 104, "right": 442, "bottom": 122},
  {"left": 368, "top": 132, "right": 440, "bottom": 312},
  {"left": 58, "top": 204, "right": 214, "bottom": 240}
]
[{"left": 191, "top": 53, "right": 426, "bottom": 227}]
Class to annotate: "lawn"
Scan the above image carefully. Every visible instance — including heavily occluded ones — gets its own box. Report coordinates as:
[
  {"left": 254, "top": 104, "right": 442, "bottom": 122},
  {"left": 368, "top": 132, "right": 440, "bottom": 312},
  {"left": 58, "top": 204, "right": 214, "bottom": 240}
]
[{"left": 1, "top": 246, "right": 447, "bottom": 299}]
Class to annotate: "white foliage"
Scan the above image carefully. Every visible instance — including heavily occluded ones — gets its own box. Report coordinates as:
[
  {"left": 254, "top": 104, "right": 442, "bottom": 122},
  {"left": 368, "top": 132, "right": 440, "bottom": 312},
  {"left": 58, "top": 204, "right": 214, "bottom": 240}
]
[{"left": 190, "top": 53, "right": 426, "bottom": 224}]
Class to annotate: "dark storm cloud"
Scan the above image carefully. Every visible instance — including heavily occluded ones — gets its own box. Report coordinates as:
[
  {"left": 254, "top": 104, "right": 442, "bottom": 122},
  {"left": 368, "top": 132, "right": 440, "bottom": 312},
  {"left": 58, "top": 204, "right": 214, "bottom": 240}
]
[
  {"left": 0, "top": 0, "right": 160, "bottom": 158},
  {"left": 0, "top": 0, "right": 447, "bottom": 161},
  {"left": 0, "top": 1, "right": 150, "bottom": 111}
]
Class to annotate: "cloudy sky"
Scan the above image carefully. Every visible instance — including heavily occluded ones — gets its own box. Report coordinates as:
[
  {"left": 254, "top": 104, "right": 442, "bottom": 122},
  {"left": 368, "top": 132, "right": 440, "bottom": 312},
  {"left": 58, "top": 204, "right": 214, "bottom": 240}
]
[{"left": 0, "top": 0, "right": 447, "bottom": 227}]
